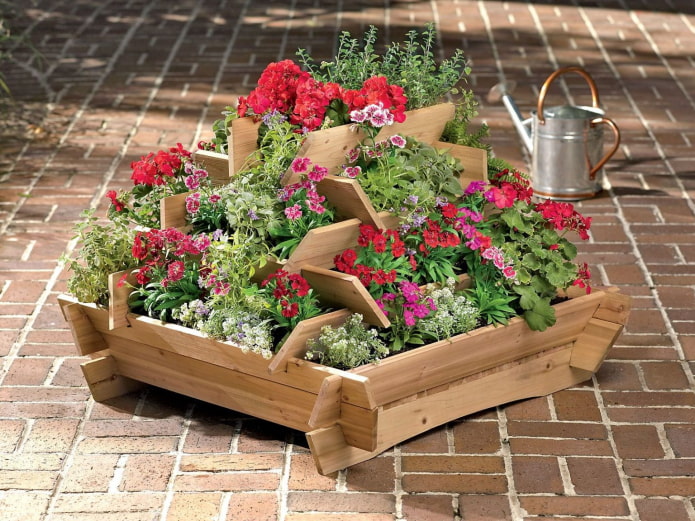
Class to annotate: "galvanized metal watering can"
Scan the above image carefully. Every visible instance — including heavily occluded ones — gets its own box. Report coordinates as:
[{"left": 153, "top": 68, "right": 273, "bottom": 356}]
[{"left": 489, "top": 66, "right": 621, "bottom": 200}]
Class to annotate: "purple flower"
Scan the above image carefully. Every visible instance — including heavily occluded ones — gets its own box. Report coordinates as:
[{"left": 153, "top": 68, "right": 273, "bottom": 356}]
[
  {"left": 464, "top": 180, "right": 487, "bottom": 195},
  {"left": 247, "top": 209, "right": 259, "bottom": 220}
]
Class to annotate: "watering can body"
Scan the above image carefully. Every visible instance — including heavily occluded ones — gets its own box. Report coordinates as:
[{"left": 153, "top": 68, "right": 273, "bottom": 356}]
[{"left": 493, "top": 67, "right": 621, "bottom": 200}]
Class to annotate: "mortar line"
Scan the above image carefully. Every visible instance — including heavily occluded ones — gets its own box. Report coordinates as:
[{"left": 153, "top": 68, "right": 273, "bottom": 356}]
[{"left": 496, "top": 407, "right": 525, "bottom": 521}]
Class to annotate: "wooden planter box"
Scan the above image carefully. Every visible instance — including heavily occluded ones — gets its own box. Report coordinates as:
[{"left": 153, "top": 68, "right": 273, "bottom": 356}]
[{"left": 59, "top": 286, "right": 630, "bottom": 475}]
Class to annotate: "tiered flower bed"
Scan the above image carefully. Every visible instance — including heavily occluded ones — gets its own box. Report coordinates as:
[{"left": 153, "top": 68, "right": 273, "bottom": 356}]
[{"left": 61, "top": 28, "right": 631, "bottom": 474}]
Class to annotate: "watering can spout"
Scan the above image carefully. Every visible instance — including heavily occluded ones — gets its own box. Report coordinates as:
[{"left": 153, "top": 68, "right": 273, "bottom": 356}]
[{"left": 487, "top": 81, "right": 533, "bottom": 154}]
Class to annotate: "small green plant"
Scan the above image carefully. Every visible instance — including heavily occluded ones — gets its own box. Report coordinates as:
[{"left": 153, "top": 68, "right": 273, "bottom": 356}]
[
  {"left": 297, "top": 23, "right": 472, "bottom": 111},
  {"left": 306, "top": 313, "right": 389, "bottom": 369},
  {"left": 62, "top": 209, "right": 137, "bottom": 307},
  {"left": 415, "top": 278, "right": 480, "bottom": 342}
]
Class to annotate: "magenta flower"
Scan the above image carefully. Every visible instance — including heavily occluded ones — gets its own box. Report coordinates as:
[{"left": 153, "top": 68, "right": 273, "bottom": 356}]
[
  {"left": 284, "top": 204, "right": 303, "bottom": 220},
  {"left": 291, "top": 157, "right": 312, "bottom": 174}
]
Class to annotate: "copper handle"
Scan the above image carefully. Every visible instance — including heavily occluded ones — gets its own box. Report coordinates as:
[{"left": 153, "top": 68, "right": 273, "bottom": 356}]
[
  {"left": 537, "top": 66, "right": 601, "bottom": 125},
  {"left": 589, "top": 117, "right": 621, "bottom": 179}
]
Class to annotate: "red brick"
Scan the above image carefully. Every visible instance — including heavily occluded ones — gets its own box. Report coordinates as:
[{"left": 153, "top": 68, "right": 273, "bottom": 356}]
[
  {"left": 595, "top": 362, "right": 643, "bottom": 390},
  {"left": 511, "top": 456, "right": 563, "bottom": 494},
  {"left": 401, "top": 494, "right": 454, "bottom": 521},
  {"left": 552, "top": 390, "right": 602, "bottom": 422},
  {"left": 400, "top": 424, "right": 449, "bottom": 453},
  {"left": 506, "top": 421, "right": 607, "bottom": 440},
  {"left": 401, "top": 455, "right": 504, "bottom": 474},
  {"left": 60, "top": 454, "right": 120, "bottom": 493},
  {"left": 612, "top": 425, "right": 665, "bottom": 459},
  {"left": 453, "top": 421, "right": 500, "bottom": 454},
  {"left": 630, "top": 476, "right": 695, "bottom": 497},
  {"left": 402, "top": 473, "right": 507, "bottom": 494},
  {"left": 226, "top": 492, "right": 278, "bottom": 521},
  {"left": 641, "top": 361, "right": 691, "bottom": 390},
  {"left": 165, "top": 492, "right": 223, "bottom": 521},
  {"left": 503, "top": 396, "right": 552, "bottom": 420},
  {"left": 288, "top": 454, "right": 338, "bottom": 490},
  {"left": 345, "top": 455, "right": 394, "bottom": 492},
  {"left": 566, "top": 457, "right": 623, "bottom": 495},
  {"left": 287, "top": 492, "right": 395, "bottom": 513},
  {"left": 623, "top": 458, "right": 695, "bottom": 477},
  {"left": 665, "top": 424, "right": 695, "bottom": 457},
  {"left": 0, "top": 420, "right": 25, "bottom": 452},
  {"left": 174, "top": 472, "right": 280, "bottom": 492},
  {"left": 23, "top": 419, "right": 80, "bottom": 453},
  {"left": 509, "top": 438, "right": 613, "bottom": 456},
  {"left": 120, "top": 454, "right": 175, "bottom": 491},
  {"left": 520, "top": 496, "right": 629, "bottom": 517},
  {"left": 635, "top": 498, "right": 692, "bottom": 521},
  {"left": 458, "top": 495, "right": 512, "bottom": 521}
]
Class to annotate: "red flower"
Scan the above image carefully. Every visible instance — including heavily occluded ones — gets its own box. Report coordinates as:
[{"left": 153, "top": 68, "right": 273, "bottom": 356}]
[
  {"left": 106, "top": 190, "right": 125, "bottom": 212},
  {"left": 167, "top": 260, "right": 185, "bottom": 283},
  {"left": 441, "top": 203, "right": 459, "bottom": 219}
]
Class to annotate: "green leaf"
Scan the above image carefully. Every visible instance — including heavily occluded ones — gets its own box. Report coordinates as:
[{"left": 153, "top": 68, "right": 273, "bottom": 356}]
[{"left": 522, "top": 298, "right": 556, "bottom": 331}]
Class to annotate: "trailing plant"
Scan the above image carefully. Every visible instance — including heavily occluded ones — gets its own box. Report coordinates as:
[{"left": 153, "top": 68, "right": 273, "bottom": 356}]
[{"left": 62, "top": 209, "right": 137, "bottom": 307}]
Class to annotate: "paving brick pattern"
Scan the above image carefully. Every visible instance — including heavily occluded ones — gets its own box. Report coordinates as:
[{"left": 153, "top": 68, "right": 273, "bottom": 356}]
[{"left": 1, "top": 1, "right": 694, "bottom": 520}]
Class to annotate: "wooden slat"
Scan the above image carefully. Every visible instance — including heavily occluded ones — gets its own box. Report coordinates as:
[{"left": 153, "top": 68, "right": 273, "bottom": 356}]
[
  {"left": 316, "top": 176, "right": 384, "bottom": 229},
  {"left": 108, "top": 270, "right": 135, "bottom": 330},
  {"left": 374, "top": 103, "right": 455, "bottom": 144},
  {"left": 339, "top": 402, "right": 378, "bottom": 452},
  {"left": 282, "top": 124, "right": 364, "bottom": 184},
  {"left": 349, "top": 289, "right": 607, "bottom": 408},
  {"left": 193, "top": 149, "right": 230, "bottom": 186},
  {"left": 110, "top": 335, "right": 317, "bottom": 431},
  {"left": 58, "top": 297, "right": 106, "bottom": 355},
  {"left": 160, "top": 192, "right": 191, "bottom": 230},
  {"left": 300, "top": 265, "right": 390, "bottom": 328},
  {"left": 228, "top": 116, "right": 261, "bottom": 176},
  {"left": 570, "top": 318, "right": 624, "bottom": 372},
  {"left": 284, "top": 218, "right": 361, "bottom": 273},
  {"left": 308, "top": 374, "right": 342, "bottom": 429},
  {"left": 80, "top": 356, "right": 145, "bottom": 401},
  {"left": 593, "top": 291, "right": 632, "bottom": 325},
  {"left": 433, "top": 141, "right": 487, "bottom": 187},
  {"left": 308, "top": 345, "right": 591, "bottom": 475},
  {"left": 269, "top": 308, "right": 352, "bottom": 374}
]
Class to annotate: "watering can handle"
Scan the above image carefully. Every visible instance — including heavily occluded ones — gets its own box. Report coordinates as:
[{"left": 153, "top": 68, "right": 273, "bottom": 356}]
[
  {"left": 537, "top": 66, "right": 600, "bottom": 125},
  {"left": 589, "top": 117, "right": 621, "bottom": 180}
]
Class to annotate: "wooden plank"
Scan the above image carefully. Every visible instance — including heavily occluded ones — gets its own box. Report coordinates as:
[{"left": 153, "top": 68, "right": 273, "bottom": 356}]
[
  {"left": 348, "top": 289, "right": 606, "bottom": 408},
  {"left": 433, "top": 141, "right": 487, "bottom": 187},
  {"left": 160, "top": 192, "right": 191, "bottom": 230},
  {"left": 193, "top": 149, "right": 230, "bottom": 186},
  {"left": 284, "top": 218, "right": 361, "bottom": 272},
  {"left": 316, "top": 176, "right": 384, "bottom": 229},
  {"left": 269, "top": 308, "right": 352, "bottom": 374},
  {"left": 593, "top": 291, "right": 632, "bottom": 325},
  {"left": 339, "top": 402, "right": 378, "bottom": 452},
  {"left": 109, "top": 335, "right": 318, "bottom": 431},
  {"left": 308, "top": 374, "right": 342, "bottom": 429},
  {"left": 81, "top": 356, "right": 145, "bottom": 401},
  {"left": 300, "top": 265, "right": 390, "bottom": 328},
  {"left": 108, "top": 269, "right": 136, "bottom": 330},
  {"left": 228, "top": 116, "right": 261, "bottom": 176},
  {"left": 58, "top": 297, "right": 107, "bottom": 355},
  {"left": 308, "top": 345, "right": 591, "bottom": 475},
  {"left": 282, "top": 124, "right": 365, "bottom": 185},
  {"left": 570, "top": 318, "right": 624, "bottom": 372},
  {"left": 374, "top": 103, "right": 455, "bottom": 144}
]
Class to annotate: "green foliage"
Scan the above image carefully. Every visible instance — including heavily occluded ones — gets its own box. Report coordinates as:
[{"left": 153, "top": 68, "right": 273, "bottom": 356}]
[
  {"left": 464, "top": 280, "right": 517, "bottom": 327},
  {"left": 306, "top": 313, "right": 389, "bottom": 369},
  {"left": 62, "top": 209, "right": 137, "bottom": 307},
  {"left": 297, "top": 23, "right": 472, "bottom": 111},
  {"left": 346, "top": 137, "right": 463, "bottom": 213}
]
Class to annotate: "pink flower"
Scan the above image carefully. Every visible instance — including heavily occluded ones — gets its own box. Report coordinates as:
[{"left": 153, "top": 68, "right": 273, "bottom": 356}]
[
  {"left": 167, "top": 261, "right": 185, "bottom": 282},
  {"left": 343, "top": 166, "right": 361, "bottom": 178},
  {"left": 389, "top": 135, "right": 406, "bottom": 148},
  {"left": 284, "top": 204, "right": 303, "bottom": 220},
  {"left": 291, "top": 157, "right": 312, "bottom": 174},
  {"left": 503, "top": 266, "right": 517, "bottom": 279},
  {"left": 307, "top": 165, "right": 328, "bottom": 182}
]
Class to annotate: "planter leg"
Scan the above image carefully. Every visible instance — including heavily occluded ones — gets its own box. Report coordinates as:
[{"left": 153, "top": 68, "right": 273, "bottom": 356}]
[
  {"left": 306, "top": 424, "right": 387, "bottom": 476},
  {"left": 81, "top": 355, "right": 145, "bottom": 402}
]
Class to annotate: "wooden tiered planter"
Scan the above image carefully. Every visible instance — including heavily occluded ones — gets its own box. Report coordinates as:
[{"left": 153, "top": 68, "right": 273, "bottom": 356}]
[
  {"left": 61, "top": 102, "right": 631, "bottom": 473},
  {"left": 59, "top": 286, "right": 630, "bottom": 474}
]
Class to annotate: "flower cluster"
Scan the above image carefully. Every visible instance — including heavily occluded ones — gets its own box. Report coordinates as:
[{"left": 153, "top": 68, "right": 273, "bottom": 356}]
[
  {"left": 236, "top": 60, "right": 407, "bottom": 132},
  {"left": 377, "top": 280, "right": 438, "bottom": 351},
  {"left": 258, "top": 269, "right": 322, "bottom": 331},
  {"left": 334, "top": 225, "right": 409, "bottom": 296},
  {"left": 535, "top": 199, "right": 592, "bottom": 241},
  {"left": 105, "top": 144, "right": 208, "bottom": 228}
]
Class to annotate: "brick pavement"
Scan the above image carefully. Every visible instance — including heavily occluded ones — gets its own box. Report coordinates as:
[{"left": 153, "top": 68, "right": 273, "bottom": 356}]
[{"left": 0, "top": 1, "right": 694, "bottom": 520}]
